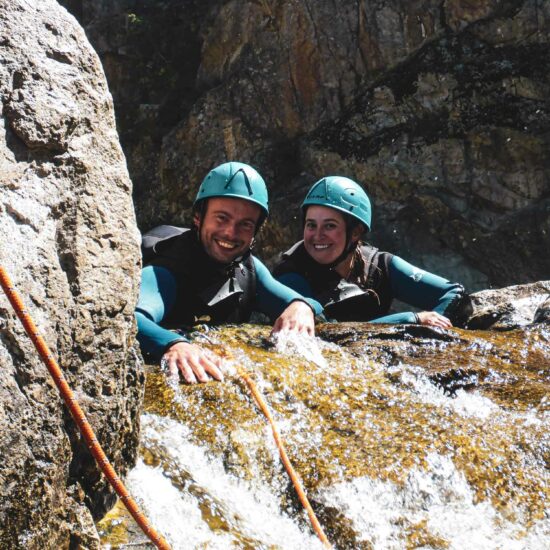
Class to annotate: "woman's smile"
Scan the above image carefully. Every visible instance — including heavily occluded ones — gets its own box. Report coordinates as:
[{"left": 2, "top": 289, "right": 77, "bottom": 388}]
[{"left": 303, "top": 205, "right": 347, "bottom": 264}]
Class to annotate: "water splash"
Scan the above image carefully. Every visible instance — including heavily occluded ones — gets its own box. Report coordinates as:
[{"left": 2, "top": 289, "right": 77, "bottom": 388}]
[
  {"left": 270, "top": 330, "right": 327, "bottom": 368},
  {"left": 319, "top": 454, "right": 550, "bottom": 549},
  {"left": 123, "top": 413, "right": 325, "bottom": 549},
  {"left": 398, "top": 366, "right": 499, "bottom": 419}
]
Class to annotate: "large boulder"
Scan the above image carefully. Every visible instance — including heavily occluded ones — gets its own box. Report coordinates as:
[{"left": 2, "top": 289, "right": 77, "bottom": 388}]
[
  {"left": 0, "top": 1, "right": 143, "bottom": 548},
  {"left": 466, "top": 281, "right": 550, "bottom": 329},
  {"left": 61, "top": 0, "right": 550, "bottom": 291}
]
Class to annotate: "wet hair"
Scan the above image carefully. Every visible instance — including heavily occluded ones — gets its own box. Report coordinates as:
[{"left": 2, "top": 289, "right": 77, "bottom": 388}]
[
  {"left": 343, "top": 217, "right": 370, "bottom": 286},
  {"left": 192, "top": 198, "right": 207, "bottom": 223}
]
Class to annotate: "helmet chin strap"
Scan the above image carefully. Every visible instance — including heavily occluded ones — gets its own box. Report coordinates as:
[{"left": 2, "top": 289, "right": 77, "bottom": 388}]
[{"left": 325, "top": 228, "right": 359, "bottom": 270}]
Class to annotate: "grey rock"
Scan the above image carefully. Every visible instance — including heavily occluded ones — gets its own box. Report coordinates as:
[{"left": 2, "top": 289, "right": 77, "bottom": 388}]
[
  {"left": 534, "top": 295, "right": 550, "bottom": 324},
  {"left": 0, "top": 1, "right": 143, "bottom": 547},
  {"left": 467, "top": 281, "right": 550, "bottom": 329}
]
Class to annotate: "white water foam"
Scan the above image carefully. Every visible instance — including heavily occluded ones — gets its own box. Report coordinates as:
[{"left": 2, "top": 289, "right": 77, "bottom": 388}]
[
  {"left": 124, "top": 413, "right": 325, "bottom": 549},
  {"left": 319, "top": 453, "right": 550, "bottom": 549},
  {"left": 271, "top": 330, "right": 328, "bottom": 368},
  {"left": 398, "top": 367, "right": 500, "bottom": 419},
  {"left": 396, "top": 363, "right": 549, "bottom": 434}
]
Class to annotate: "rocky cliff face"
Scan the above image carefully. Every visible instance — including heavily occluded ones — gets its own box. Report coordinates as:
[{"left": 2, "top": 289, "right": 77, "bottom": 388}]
[
  {"left": 0, "top": 1, "right": 143, "bottom": 547},
  {"left": 62, "top": 0, "right": 550, "bottom": 291}
]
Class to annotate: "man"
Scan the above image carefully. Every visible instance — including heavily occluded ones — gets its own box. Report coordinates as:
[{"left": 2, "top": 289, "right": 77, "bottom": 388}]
[{"left": 135, "top": 161, "right": 322, "bottom": 383}]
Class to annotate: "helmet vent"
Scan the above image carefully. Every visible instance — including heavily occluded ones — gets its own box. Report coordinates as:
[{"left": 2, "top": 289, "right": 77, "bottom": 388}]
[{"left": 225, "top": 168, "right": 253, "bottom": 196}]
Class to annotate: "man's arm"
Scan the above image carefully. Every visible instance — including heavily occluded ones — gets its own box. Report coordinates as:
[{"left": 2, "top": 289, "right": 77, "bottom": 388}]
[
  {"left": 135, "top": 265, "right": 187, "bottom": 356},
  {"left": 254, "top": 258, "right": 323, "bottom": 335},
  {"left": 135, "top": 265, "right": 224, "bottom": 383}
]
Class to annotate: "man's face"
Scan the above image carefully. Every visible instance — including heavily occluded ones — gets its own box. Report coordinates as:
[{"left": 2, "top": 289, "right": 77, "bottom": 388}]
[{"left": 194, "top": 197, "right": 261, "bottom": 263}]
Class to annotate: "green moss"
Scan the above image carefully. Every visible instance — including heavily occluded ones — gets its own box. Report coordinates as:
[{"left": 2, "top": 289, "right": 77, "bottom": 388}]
[{"left": 101, "top": 323, "right": 549, "bottom": 547}]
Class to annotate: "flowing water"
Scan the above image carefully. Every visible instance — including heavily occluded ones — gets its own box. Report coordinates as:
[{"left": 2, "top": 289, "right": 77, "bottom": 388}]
[{"left": 99, "top": 323, "right": 549, "bottom": 549}]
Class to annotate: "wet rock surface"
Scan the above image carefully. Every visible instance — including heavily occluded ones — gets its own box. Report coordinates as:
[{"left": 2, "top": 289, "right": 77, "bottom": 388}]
[
  {"left": 467, "top": 280, "right": 550, "bottom": 329},
  {"left": 0, "top": 1, "right": 143, "bottom": 547},
  {"left": 99, "top": 320, "right": 549, "bottom": 549},
  {"left": 62, "top": 0, "right": 550, "bottom": 290}
]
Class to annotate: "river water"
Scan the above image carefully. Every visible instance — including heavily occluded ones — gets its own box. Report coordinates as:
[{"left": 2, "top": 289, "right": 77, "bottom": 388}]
[{"left": 99, "top": 323, "right": 549, "bottom": 549}]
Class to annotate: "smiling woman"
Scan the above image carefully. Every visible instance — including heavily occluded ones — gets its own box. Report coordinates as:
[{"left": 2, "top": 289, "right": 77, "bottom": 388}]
[
  {"left": 274, "top": 176, "right": 473, "bottom": 327},
  {"left": 303, "top": 205, "right": 364, "bottom": 269}
]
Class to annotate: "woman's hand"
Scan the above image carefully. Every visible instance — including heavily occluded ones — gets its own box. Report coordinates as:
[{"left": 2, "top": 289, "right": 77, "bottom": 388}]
[{"left": 416, "top": 311, "right": 453, "bottom": 329}]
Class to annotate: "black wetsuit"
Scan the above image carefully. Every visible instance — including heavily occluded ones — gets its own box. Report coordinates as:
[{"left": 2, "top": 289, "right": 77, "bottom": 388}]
[{"left": 274, "top": 241, "right": 471, "bottom": 325}]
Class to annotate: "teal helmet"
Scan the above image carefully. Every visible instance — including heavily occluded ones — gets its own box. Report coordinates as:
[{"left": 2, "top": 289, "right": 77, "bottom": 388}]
[
  {"left": 302, "top": 176, "right": 371, "bottom": 231},
  {"left": 195, "top": 161, "right": 269, "bottom": 217}
]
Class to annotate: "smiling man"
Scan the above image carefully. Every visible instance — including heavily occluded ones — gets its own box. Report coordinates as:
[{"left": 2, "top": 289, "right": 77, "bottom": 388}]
[{"left": 135, "top": 162, "right": 322, "bottom": 383}]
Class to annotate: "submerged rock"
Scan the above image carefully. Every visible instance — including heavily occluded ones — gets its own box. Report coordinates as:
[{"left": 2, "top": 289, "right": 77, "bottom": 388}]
[
  {"left": 99, "top": 320, "right": 549, "bottom": 549},
  {"left": 0, "top": 1, "right": 142, "bottom": 547}
]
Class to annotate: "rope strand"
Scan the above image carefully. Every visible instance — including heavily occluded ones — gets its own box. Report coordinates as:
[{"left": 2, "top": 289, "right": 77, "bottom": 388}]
[
  {"left": 0, "top": 266, "right": 171, "bottom": 550},
  {"left": 237, "top": 367, "right": 332, "bottom": 548}
]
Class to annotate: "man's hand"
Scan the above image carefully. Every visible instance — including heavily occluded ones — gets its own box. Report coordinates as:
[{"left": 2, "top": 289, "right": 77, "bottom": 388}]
[
  {"left": 162, "top": 341, "right": 225, "bottom": 384},
  {"left": 417, "top": 311, "right": 452, "bottom": 329},
  {"left": 271, "top": 300, "right": 315, "bottom": 336}
]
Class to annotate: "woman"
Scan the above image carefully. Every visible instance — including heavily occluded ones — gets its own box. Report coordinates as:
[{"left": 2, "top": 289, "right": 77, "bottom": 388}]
[{"left": 274, "top": 176, "right": 472, "bottom": 327}]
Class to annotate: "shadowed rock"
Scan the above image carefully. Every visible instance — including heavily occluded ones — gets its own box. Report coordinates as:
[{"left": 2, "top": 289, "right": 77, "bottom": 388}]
[{"left": 61, "top": 0, "right": 550, "bottom": 291}]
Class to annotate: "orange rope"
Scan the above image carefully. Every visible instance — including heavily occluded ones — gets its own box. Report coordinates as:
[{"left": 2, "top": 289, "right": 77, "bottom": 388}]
[
  {"left": 237, "top": 367, "right": 332, "bottom": 548},
  {"left": 0, "top": 266, "right": 171, "bottom": 550}
]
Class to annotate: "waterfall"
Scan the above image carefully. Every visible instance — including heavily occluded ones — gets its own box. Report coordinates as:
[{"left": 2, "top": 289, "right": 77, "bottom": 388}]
[{"left": 99, "top": 324, "right": 550, "bottom": 549}]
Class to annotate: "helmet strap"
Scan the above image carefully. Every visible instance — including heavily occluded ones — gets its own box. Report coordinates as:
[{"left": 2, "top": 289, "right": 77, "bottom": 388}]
[
  {"left": 323, "top": 216, "right": 363, "bottom": 270},
  {"left": 325, "top": 231, "right": 358, "bottom": 270}
]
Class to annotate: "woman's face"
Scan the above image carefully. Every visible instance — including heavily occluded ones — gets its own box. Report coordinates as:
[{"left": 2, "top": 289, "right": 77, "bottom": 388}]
[{"left": 303, "top": 205, "right": 348, "bottom": 265}]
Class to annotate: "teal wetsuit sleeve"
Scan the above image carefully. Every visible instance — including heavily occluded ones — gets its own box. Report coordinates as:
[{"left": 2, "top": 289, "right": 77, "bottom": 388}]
[
  {"left": 379, "top": 255, "right": 464, "bottom": 323},
  {"left": 254, "top": 258, "right": 323, "bottom": 319},
  {"left": 135, "top": 265, "right": 189, "bottom": 359},
  {"left": 368, "top": 311, "right": 418, "bottom": 324},
  {"left": 275, "top": 272, "right": 315, "bottom": 299}
]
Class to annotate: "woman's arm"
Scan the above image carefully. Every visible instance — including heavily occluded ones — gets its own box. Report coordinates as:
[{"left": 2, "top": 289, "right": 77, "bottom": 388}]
[{"left": 388, "top": 256, "right": 470, "bottom": 325}]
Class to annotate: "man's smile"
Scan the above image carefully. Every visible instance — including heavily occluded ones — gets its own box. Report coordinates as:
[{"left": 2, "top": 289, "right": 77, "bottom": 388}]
[{"left": 215, "top": 238, "right": 239, "bottom": 250}]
